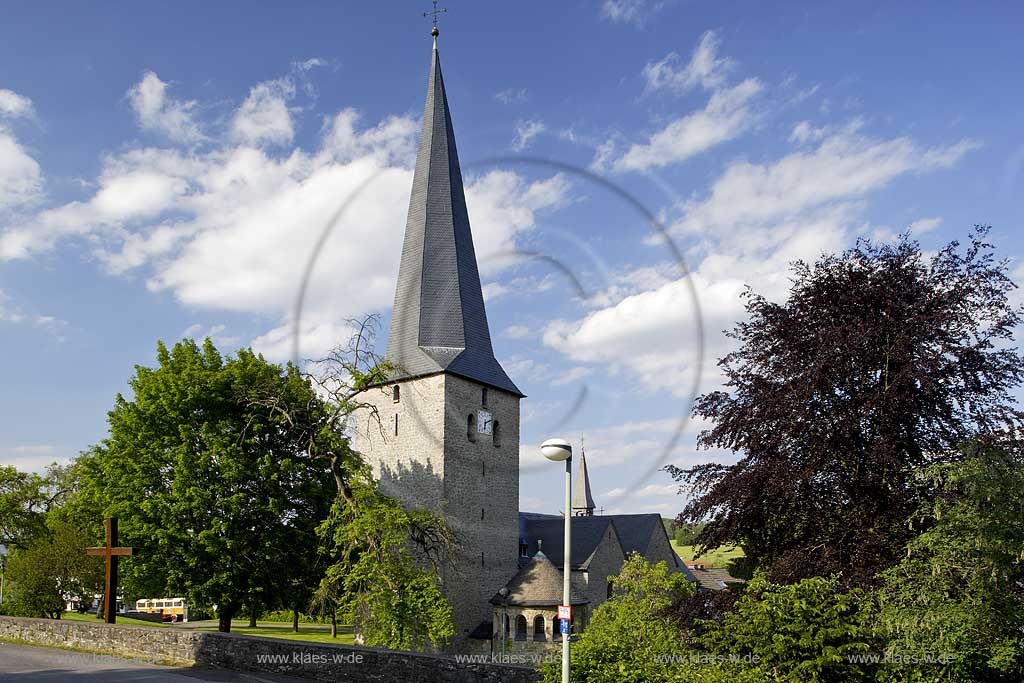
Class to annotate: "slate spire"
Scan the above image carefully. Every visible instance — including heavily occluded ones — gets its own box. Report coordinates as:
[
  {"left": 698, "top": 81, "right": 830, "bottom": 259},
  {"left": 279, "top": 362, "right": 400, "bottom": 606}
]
[
  {"left": 572, "top": 446, "right": 596, "bottom": 516},
  {"left": 385, "top": 34, "right": 522, "bottom": 396}
]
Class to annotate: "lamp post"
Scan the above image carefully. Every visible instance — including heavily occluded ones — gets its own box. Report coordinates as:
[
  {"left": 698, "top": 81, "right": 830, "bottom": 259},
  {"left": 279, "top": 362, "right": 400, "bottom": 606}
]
[
  {"left": 541, "top": 438, "right": 573, "bottom": 683},
  {"left": 498, "top": 586, "right": 509, "bottom": 658}
]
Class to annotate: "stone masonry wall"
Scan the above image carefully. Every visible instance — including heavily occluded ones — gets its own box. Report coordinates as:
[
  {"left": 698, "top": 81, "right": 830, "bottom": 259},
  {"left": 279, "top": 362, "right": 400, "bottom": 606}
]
[
  {"left": 351, "top": 372, "right": 521, "bottom": 642},
  {"left": 581, "top": 525, "right": 627, "bottom": 608},
  {"left": 644, "top": 522, "right": 682, "bottom": 570},
  {"left": 0, "top": 616, "right": 540, "bottom": 683}
]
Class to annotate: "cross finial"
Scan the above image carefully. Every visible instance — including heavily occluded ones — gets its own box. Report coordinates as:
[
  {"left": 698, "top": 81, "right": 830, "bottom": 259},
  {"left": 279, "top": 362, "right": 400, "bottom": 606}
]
[{"left": 424, "top": 0, "right": 447, "bottom": 39}]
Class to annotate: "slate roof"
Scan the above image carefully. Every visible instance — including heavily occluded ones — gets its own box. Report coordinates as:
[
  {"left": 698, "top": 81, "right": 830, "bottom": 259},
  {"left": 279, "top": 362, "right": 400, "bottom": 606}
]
[
  {"left": 489, "top": 551, "right": 590, "bottom": 607},
  {"left": 571, "top": 450, "right": 596, "bottom": 514},
  {"left": 518, "top": 512, "right": 696, "bottom": 582},
  {"left": 383, "top": 43, "right": 522, "bottom": 396},
  {"left": 688, "top": 566, "right": 747, "bottom": 591}
]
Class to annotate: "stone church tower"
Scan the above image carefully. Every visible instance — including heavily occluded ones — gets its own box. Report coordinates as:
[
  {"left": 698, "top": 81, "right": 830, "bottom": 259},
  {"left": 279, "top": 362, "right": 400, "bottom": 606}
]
[{"left": 352, "top": 30, "right": 523, "bottom": 642}]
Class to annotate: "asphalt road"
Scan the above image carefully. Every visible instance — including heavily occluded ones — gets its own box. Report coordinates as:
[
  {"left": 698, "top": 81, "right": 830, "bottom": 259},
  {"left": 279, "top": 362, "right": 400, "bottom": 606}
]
[{"left": 0, "top": 643, "right": 305, "bottom": 682}]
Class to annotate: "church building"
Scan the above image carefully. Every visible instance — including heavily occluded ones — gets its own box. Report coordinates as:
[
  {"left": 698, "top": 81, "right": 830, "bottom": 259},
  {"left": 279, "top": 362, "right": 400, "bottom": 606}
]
[{"left": 352, "top": 28, "right": 693, "bottom": 652}]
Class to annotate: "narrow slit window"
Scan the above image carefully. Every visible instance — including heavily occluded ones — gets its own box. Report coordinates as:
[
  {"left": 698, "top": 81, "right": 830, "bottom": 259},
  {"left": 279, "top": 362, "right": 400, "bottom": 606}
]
[
  {"left": 392, "top": 384, "right": 400, "bottom": 403},
  {"left": 481, "top": 387, "right": 488, "bottom": 407},
  {"left": 394, "top": 413, "right": 399, "bottom": 437},
  {"left": 468, "top": 413, "right": 477, "bottom": 442}
]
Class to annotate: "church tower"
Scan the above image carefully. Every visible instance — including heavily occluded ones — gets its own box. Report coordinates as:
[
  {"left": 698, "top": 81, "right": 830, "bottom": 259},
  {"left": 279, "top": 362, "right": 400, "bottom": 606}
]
[{"left": 352, "top": 28, "right": 523, "bottom": 642}]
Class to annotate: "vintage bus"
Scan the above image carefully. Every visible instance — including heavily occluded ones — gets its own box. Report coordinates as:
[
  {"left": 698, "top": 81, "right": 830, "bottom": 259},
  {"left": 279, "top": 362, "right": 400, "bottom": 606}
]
[{"left": 134, "top": 597, "right": 188, "bottom": 622}]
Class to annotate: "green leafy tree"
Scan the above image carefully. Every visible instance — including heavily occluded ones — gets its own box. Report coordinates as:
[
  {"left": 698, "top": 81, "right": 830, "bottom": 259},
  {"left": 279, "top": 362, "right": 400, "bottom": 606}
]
[
  {"left": 1, "top": 463, "right": 75, "bottom": 550},
  {"left": 873, "top": 453, "right": 1024, "bottom": 681},
  {"left": 312, "top": 467, "right": 455, "bottom": 651},
  {"left": 541, "top": 554, "right": 695, "bottom": 683},
  {"left": 245, "top": 317, "right": 456, "bottom": 649},
  {"left": 3, "top": 515, "right": 103, "bottom": 618},
  {"left": 72, "top": 339, "right": 335, "bottom": 632},
  {"left": 699, "top": 574, "right": 878, "bottom": 683},
  {"left": 670, "top": 229, "right": 1024, "bottom": 585}
]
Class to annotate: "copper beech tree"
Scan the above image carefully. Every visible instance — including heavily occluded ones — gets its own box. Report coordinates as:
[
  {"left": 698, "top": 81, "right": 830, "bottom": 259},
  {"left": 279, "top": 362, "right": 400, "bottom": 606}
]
[{"left": 669, "top": 227, "right": 1024, "bottom": 586}]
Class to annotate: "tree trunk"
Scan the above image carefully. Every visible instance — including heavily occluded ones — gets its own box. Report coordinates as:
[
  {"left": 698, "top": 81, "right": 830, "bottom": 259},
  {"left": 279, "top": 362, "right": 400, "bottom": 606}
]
[
  {"left": 331, "top": 612, "right": 338, "bottom": 638},
  {"left": 248, "top": 609, "right": 257, "bottom": 629},
  {"left": 292, "top": 608, "right": 299, "bottom": 633},
  {"left": 218, "top": 607, "right": 233, "bottom": 633}
]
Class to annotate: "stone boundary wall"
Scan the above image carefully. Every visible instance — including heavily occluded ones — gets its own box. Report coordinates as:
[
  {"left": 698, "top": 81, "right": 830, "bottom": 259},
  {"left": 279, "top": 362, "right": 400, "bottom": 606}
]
[{"left": 0, "top": 616, "right": 540, "bottom": 682}]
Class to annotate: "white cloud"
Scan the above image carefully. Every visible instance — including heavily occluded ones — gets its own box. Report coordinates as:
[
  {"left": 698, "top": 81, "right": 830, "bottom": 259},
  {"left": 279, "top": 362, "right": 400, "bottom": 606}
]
[
  {"left": 0, "top": 125, "right": 42, "bottom": 209},
  {"left": 0, "top": 89, "right": 34, "bottom": 119},
  {"left": 180, "top": 323, "right": 241, "bottom": 349},
  {"left": 511, "top": 119, "right": 545, "bottom": 152},
  {"left": 0, "top": 89, "right": 42, "bottom": 209},
  {"left": 612, "top": 78, "right": 762, "bottom": 172},
  {"left": 909, "top": 216, "right": 942, "bottom": 234},
  {"left": 553, "top": 124, "right": 978, "bottom": 398},
  {"left": 1, "top": 72, "right": 569, "bottom": 361},
  {"left": 642, "top": 31, "right": 733, "bottom": 94},
  {"left": 551, "top": 366, "right": 592, "bottom": 385},
  {"left": 0, "top": 290, "right": 65, "bottom": 338},
  {"left": 788, "top": 120, "right": 830, "bottom": 144},
  {"left": 606, "top": 483, "right": 678, "bottom": 499},
  {"left": 600, "top": 0, "right": 666, "bottom": 26},
  {"left": 0, "top": 444, "right": 70, "bottom": 473},
  {"left": 231, "top": 77, "right": 296, "bottom": 147},
  {"left": 674, "top": 125, "right": 979, "bottom": 236},
  {"left": 128, "top": 72, "right": 203, "bottom": 144},
  {"left": 495, "top": 88, "right": 528, "bottom": 105},
  {"left": 502, "top": 324, "right": 532, "bottom": 339},
  {"left": 0, "top": 289, "right": 23, "bottom": 322}
]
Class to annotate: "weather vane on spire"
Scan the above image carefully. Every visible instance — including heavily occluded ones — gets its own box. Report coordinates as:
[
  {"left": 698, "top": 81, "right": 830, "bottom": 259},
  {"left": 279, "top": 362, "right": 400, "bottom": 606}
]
[{"left": 424, "top": 0, "right": 447, "bottom": 37}]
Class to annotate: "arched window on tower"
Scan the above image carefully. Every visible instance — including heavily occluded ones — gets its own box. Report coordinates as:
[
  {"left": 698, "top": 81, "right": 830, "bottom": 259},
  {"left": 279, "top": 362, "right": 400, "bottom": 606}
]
[
  {"left": 515, "top": 615, "right": 527, "bottom": 641},
  {"left": 392, "top": 384, "right": 400, "bottom": 403},
  {"left": 481, "top": 387, "right": 488, "bottom": 407},
  {"left": 467, "top": 414, "right": 477, "bottom": 442},
  {"left": 492, "top": 420, "right": 501, "bottom": 447}
]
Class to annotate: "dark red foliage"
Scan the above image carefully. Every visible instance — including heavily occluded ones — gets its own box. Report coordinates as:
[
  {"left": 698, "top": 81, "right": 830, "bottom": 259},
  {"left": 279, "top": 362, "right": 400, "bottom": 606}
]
[{"left": 668, "top": 228, "right": 1024, "bottom": 586}]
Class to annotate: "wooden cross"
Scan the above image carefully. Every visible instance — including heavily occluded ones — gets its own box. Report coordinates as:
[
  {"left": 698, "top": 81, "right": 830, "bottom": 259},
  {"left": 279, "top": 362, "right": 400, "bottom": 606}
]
[
  {"left": 423, "top": 0, "right": 447, "bottom": 28},
  {"left": 85, "top": 517, "right": 133, "bottom": 624}
]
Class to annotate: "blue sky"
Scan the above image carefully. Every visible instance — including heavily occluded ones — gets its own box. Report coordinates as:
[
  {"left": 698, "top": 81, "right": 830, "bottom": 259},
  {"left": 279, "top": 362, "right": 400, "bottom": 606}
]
[{"left": 1, "top": 1, "right": 1021, "bottom": 517}]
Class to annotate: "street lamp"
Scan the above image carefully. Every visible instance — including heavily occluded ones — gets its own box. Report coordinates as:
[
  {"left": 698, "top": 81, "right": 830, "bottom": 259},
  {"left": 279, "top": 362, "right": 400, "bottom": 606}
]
[
  {"left": 541, "top": 438, "right": 573, "bottom": 683},
  {"left": 498, "top": 586, "right": 509, "bottom": 658}
]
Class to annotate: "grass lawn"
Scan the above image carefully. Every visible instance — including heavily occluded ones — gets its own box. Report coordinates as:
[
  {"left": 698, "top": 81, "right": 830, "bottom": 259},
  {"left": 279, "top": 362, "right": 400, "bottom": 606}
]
[
  {"left": 196, "top": 625, "right": 355, "bottom": 645},
  {"left": 61, "top": 611, "right": 168, "bottom": 628},
  {"left": 61, "top": 612, "right": 356, "bottom": 645},
  {"left": 671, "top": 540, "right": 745, "bottom": 567}
]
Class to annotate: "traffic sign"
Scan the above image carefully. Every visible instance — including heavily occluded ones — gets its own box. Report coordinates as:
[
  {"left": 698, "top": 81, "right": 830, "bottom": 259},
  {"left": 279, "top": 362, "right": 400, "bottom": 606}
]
[
  {"left": 558, "top": 604, "right": 571, "bottom": 620},
  {"left": 560, "top": 618, "right": 570, "bottom": 635}
]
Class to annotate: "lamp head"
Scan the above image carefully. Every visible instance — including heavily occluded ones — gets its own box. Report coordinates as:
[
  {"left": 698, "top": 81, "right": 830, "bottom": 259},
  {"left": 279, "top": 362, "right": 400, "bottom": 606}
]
[{"left": 541, "top": 438, "right": 572, "bottom": 462}]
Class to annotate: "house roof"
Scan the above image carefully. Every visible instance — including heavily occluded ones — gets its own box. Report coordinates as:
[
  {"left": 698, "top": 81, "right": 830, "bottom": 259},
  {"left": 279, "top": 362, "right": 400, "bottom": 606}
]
[
  {"left": 489, "top": 551, "right": 590, "bottom": 607},
  {"left": 519, "top": 512, "right": 696, "bottom": 583},
  {"left": 689, "top": 566, "right": 747, "bottom": 591},
  {"left": 383, "top": 41, "right": 522, "bottom": 396}
]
